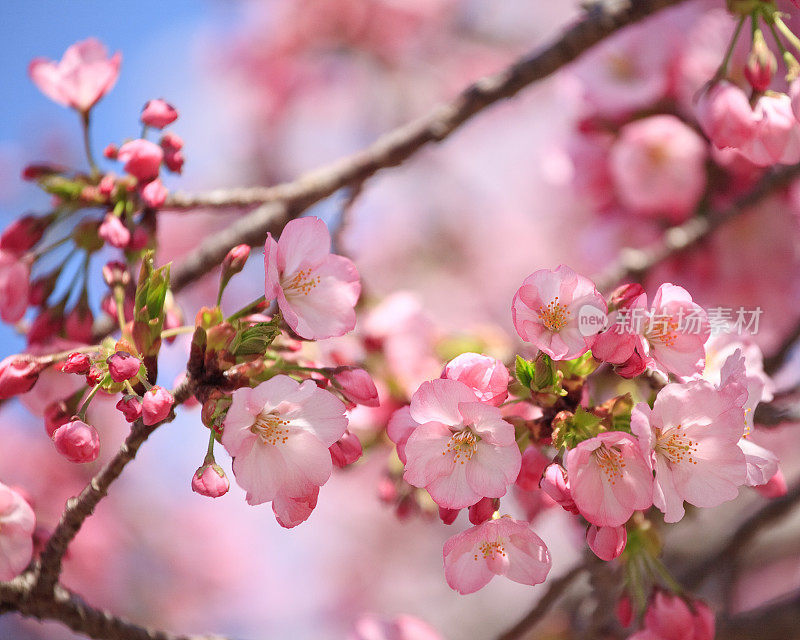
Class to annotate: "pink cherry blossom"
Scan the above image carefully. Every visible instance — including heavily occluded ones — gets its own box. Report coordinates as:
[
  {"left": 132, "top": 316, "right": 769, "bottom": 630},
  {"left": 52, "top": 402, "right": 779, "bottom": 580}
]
[
  {"left": 442, "top": 352, "right": 510, "bottom": 406},
  {"left": 0, "top": 482, "right": 35, "bottom": 580},
  {"left": 402, "top": 378, "right": 521, "bottom": 509},
  {"left": 586, "top": 524, "right": 627, "bottom": 561},
  {"left": 468, "top": 497, "right": 498, "bottom": 525},
  {"left": 106, "top": 351, "right": 141, "bottom": 383},
  {"left": 631, "top": 379, "right": 747, "bottom": 523},
  {"left": 141, "top": 99, "right": 178, "bottom": 128},
  {"left": 221, "top": 375, "right": 347, "bottom": 509},
  {"left": 272, "top": 487, "right": 320, "bottom": 528},
  {"left": 116, "top": 396, "right": 142, "bottom": 423},
  {"left": 53, "top": 419, "right": 100, "bottom": 463},
  {"left": 738, "top": 93, "right": 800, "bottom": 167},
  {"left": 696, "top": 81, "right": 757, "bottom": 150},
  {"left": 142, "top": 385, "right": 174, "bottom": 425},
  {"left": 117, "top": 139, "right": 163, "bottom": 182},
  {"left": 329, "top": 429, "right": 363, "bottom": 467},
  {"left": 565, "top": 431, "right": 653, "bottom": 527},
  {"left": 333, "top": 367, "right": 379, "bottom": 407},
  {"left": 140, "top": 178, "right": 168, "bottom": 208},
  {"left": 98, "top": 213, "right": 130, "bottom": 248},
  {"left": 28, "top": 38, "right": 121, "bottom": 113},
  {"left": 443, "top": 516, "right": 551, "bottom": 594},
  {"left": 264, "top": 217, "right": 360, "bottom": 340},
  {"left": 0, "top": 250, "right": 30, "bottom": 323},
  {"left": 61, "top": 352, "right": 90, "bottom": 375},
  {"left": 387, "top": 405, "right": 416, "bottom": 464},
  {"left": 630, "top": 592, "right": 715, "bottom": 640},
  {"left": 349, "top": 614, "right": 443, "bottom": 640},
  {"left": 191, "top": 463, "right": 230, "bottom": 498},
  {"left": 512, "top": 265, "right": 607, "bottom": 361},
  {"left": 0, "top": 216, "right": 46, "bottom": 255},
  {"left": 540, "top": 463, "right": 579, "bottom": 514},
  {"left": 609, "top": 115, "right": 707, "bottom": 223}
]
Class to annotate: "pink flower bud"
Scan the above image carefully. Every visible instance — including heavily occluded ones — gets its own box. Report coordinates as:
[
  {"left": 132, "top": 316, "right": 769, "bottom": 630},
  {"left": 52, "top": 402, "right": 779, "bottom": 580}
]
[
  {"left": 222, "top": 244, "right": 250, "bottom": 279},
  {"left": 377, "top": 476, "right": 398, "bottom": 503},
  {"left": 696, "top": 81, "right": 756, "bottom": 149},
  {"left": 0, "top": 356, "right": 43, "bottom": 399},
  {"left": 586, "top": 524, "right": 627, "bottom": 561},
  {"left": 756, "top": 468, "right": 788, "bottom": 498},
  {"left": 117, "top": 139, "right": 163, "bottom": 182},
  {"left": 103, "top": 144, "right": 118, "bottom": 160},
  {"left": 142, "top": 385, "right": 174, "bottom": 425},
  {"left": 102, "top": 260, "right": 130, "bottom": 287},
  {"left": 329, "top": 429, "right": 363, "bottom": 468},
  {"left": 160, "top": 132, "right": 183, "bottom": 151},
  {"left": 98, "top": 213, "right": 130, "bottom": 248},
  {"left": 163, "top": 149, "right": 184, "bottom": 174},
  {"left": 141, "top": 99, "right": 178, "bottom": 128},
  {"left": 616, "top": 595, "right": 633, "bottom": 628},
  {"left": 643, "top": 592, "right": 715, "bottom": 640},
  {"left": 0, "top": 250, "right": 31, "bottom": 322},
  {"left": 64, "top": 305, "right": 94, "bottom": 343},
  {"left": 608, "top": 283, "right": 645, "bottom": 312},
  {"left": 129, "top": 226, "right": 149, "bottom": 250},
  {"left": 540, "top": 463, "right": 579, "bottom": 514},
  {"left": 21, "top": 163, "right": 63, "bottom": 181},
  {"left": 333, "top": 368, "right": 379, "bottom": 407},
  {"left": 0, "top": 216, "right": 46, "bottom": 255},
  {"left": 616, "top": 348, "right": 648, "bottom": 379},
  {"left": 106, "top": 351, "right": 141, "bottom": 383},
  {"left": 53, "top": 419, "right": 99, "bottom": 463},
  {"left": 442, "top": 352, "right": 510, "bottom": 406},
  {"left": 116, "top": 395, "right": 142, "bottom": 423},
  {"left": 60, "top": 352, "right": 90, "bottom": 375},
  {"left": 468, "top": 497, "right": 498, "bottom": 525},
  {"left": 438, "top": 506, "right": 459, "bottom": 525},
  {"left": 191, "top": 463, "right": 229, "bottom": 498},
  {"left": 516, "top": 447, "right": 550, "bottom": 492},
  {"left": 98, "top": 174, "right": 116, "bottom": 197},
  {"left": 140, "top": 178, "right": 167, "bottom": 208},
  {"left": 44, "top": 401, "right": 71, "bottom": 437},
  {"left": 744, "top": 31, "right": 776, "bottom": 93}
]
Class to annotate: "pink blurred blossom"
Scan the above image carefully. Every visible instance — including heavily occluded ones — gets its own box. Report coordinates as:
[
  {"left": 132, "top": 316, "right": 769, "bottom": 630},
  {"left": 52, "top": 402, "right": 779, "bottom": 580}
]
[
  {"left": 117, "top": 139, "right": 163, "bottom": 182},
  {"left": 0, "top": 482, "right": 35, "bottom": 580},
  {"left": 0, "top": 250, "right": 30, "bottom": 323},
  {"left": 53, "top": 419, "right": 100, "bottom": 464},
  {"left": 141, "top": 99, "right": 178, "bottom": 128},
  {"left": 442, "top": 352, "right": 509, "bottom": 406},
  {"left": 349, "top": 614, "right": 443, "bottom": 640}
]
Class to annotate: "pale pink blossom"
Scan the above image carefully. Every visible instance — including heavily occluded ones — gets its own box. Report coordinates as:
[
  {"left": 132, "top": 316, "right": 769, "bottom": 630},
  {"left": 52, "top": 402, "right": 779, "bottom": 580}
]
[
  {"left": 738, "top": 93, "right": 800, "bottom": 167},
  {"left": 696, "top": 81, "right": 757, "bottom": 149},
  {"left": 0, "top": 483, "right": 35, "bottom": 580},
  {"left": 272, "top": 486, "right": 318, "bottom": 529},
  {"left": 117, "top": 139, "right": 163, "bottom": 182},
  {"left": 221, "top": 375, "right": 347, "bottom": 510},
  {"left": 402, "top": 378, "right": 521, "bottom": 509},
  {"left": 53, "top": 419, "right": 100, "bottom": 463},
  {"left": 264, "top": 217, "right": 360, "bottom": 340},
  {"left": 512, "top": 265, "right": 607, "bottom": 361},
  {"left": 28, "top": 38, "right": 121, "bottom": 113},
  {"left": 565, "top": 432, "right": 653, "bottom": 527},
  {"left": 141, "top": 99, "right": 178, "bottom": 128},
  {"left": 442, "top": 352, "right": 510, "bottom": 406},
  {"left": 191, "top": 463, "right": 230, "bottom": 498},
  {"left": 630, "top": 592, "right": 715, "bottom": 640},
  {"left": 0, "top": 250, "right": 30, "bottom": 323},
  {"left": 443, "top": 516, "right": 551, "bottom": 594},
  {"left": 631, "top": 380, "right": 747, "bottom": 523},
  {"left": 609, "top": 115, "right": 707, "bottom": 223},
  {"left": 586, "top": 524, "right": 627, "bottom": 561},
  {"left": 386, "top": 405, "right": 416, "bottom": 464},
  {"left": 349, "top": 614, "right": 443, "bottom": 640}
]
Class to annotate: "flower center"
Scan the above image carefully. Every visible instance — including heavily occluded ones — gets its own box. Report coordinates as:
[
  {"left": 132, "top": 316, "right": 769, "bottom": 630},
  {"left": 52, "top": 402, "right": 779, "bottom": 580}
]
[
  {"left": 443, "top": 430, "right": 479, "bottom": 464},
  {"left": 537, "top": 297, "right": 570, "bottom": 332},
  {"left": 474, "top": 539, "right": 506, "bottom": 562},
  {"left": 656, "top": 425, "right": 698, "bottom": 465},
  {"left": 593, "top": 444, "right": 627, "bottom": 485},
  {"left": 250, "top": 411, "right": 290, "bottom": 446},
  {"left": 646, "top": 316, "right": 679, "bottom": 348},
  {"left": 282, "top": 267, "right": 321, "bottom": 297}
]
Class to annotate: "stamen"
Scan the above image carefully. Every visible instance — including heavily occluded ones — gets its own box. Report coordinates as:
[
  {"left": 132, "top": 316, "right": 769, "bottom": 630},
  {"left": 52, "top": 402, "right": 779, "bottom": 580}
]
[
  {"left": 537, "top": 296, "right": 571, "bottom": 332},
  {"left": 474, "top": 539, "right": 506, "bottom": 562},
  {"left": 656, "top": 424, "right": 698, "bottom": 465},
  {"left": 646, "top": 317, "right": 680, "bottom": 348},
  {"left": 251, "top": 411, "right": 290, "bottom": 446},
  {"left": 593, "top": 444, "right": 627, "bottom": 485},
  {"left": 282, "top": 267, "right": 321, "bottom": 297},
  {"left": 443, "top": 430, "right": 479, "bottom": 464}
]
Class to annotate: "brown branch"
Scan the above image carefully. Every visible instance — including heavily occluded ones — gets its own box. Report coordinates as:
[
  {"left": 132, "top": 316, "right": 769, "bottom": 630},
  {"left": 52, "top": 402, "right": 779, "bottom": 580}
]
[
  {"left": 162, "top": 0, "right": 691, "bottom": 293},
  {"left": 495, "top": 561, "right": 589, "bottom": 640},
  {"left": 716, "top": 591, "right": 800, "bottom": 640},
  {"left": 593, "top": 163, "right": 800, "bottom": 293},
  {"left": 681, "top": 481, "right": 800, "bottom": 590}
]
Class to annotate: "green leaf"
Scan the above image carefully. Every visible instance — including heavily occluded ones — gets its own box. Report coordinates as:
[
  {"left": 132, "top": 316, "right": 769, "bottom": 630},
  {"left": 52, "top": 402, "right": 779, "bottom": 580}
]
[{"left": 515, "top": 355, "right": 535, "bottom": 389}]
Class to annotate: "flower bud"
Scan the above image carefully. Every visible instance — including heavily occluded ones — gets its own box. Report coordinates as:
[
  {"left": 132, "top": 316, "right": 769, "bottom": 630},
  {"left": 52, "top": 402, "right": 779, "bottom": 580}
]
[
  {"left": 616, "top": 348, "right": 647, "bottom": 379},
  {"left": 616, "top": 595, "right": 633, "bottom": 628},
  {"left": 116, "top": 395, "right": 142, "bottom": 423},
  {"left": 53, "top": 419, "right": 99, "bottom": 463},
  {"left": 140, "top": 178, "right": 167, "bottom": 208},
  {"left": 98, "top": 213, "right": 130, "bottom": 248},
  {"left": 103, "top": 143, "right": 118, "bottom": 159},
  {"left": 333, "top": 368, "right": 379, "bottom": 407},
  {"left": 141, "top": 99, "right": 178, "bottom": 128},
  {"left": 515, "top": 447, "right": 550, "bottom": 492},
  {"left": 329, "top": 429, "right": 363, "bottom": 468},
  {"left": 102, "top": 261, "right": 130, "bottom": 288},
  {"left": 191, "top": 463, "right": 229, "bottom": 498},
  {"left": 106, "top": 351, "right": 142, "bottom": 383},
  {"left": 0, "top": 357, "right": 44, "bottom": 399},
  {"left": 44, "top": 401, "right": 71, "bottom": 437},
  {"left": 586, "top": 524, "right": 627, "bottom": 561},
  {"left": 442, "top": 352, "right": 510, "bottom": 406},
  {"left": 468, "top": 497, "right": 498, "bottom": 525},
  {"left": 117, "top": 139, "right": 163, "bottom": 182},
  {"left": 60, "top": 352, "right": 91, "bottom": 375},
  {"left": 142, "top": 385, "right": 174, "bottom": 425},
  {"left": 21, "top": 163, "right": 63, "bottom": 181},
  {"left": 744, "top": 30, "right": 777, "bottom": 93},
  {"left": 160, "top": 132, "right": 184, "bottom": 173},
  {"left": 607, "top": 283, "right": 645, "bottom": 312},
  {"left": 221, "top": 244, "right": 250, "bottom": 279},
  {"left": 0, "top": 215, "right": 47, "bottom": 255},
  {"left": 540, "top": 463, "right": 579, "bottom": 514}
]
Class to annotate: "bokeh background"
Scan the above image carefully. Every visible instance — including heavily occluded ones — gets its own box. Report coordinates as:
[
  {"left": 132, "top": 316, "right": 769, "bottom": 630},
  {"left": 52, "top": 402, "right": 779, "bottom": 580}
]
[{"left": 2, "top": 1, "right": 800, "bottom": 638}]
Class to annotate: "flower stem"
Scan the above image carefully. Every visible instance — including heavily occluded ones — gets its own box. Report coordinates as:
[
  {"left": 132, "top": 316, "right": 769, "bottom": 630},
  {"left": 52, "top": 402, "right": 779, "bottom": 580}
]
[
  {"left": 160, "top": 325, "right": 196, "bottom": 339},
  {"left": 80, "top": 111, "right": 99, "bottom": 177},
  {"left": 774, "top": 16, "right": 800, "bottom": 56},
  {"left": 77, "top": 383, "right": 102, "bottom": 421},
  {"left": 714, "top": 15, "right": 747, "bottom": 82}
]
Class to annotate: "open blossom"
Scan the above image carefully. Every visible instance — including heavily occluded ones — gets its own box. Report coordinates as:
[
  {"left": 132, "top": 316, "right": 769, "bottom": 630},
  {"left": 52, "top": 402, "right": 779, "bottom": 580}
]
[
  {"left": 630, "top": 592, "right": 715, "bottom": 640},
  {"left": 0, "top": 250, "right": 30, "bottom": 323},
  {"left": 609, "top": 115, "right": 707, "bottom": 223},
  {"left": 565, "top": 431, "right": 653, "bottom": 527},
  {"left": 442, "top": 352, "right": 509, "bottom": 406},
  {"left": 28, "top": 38, "right": 121, "bottom": 113},
  {"left": 512, "top": 265, "right": 607, "bottom": 360},
  {"left": 221, "top": 375, "right": 347, "bottom": 520},
  {"left": 696, "top": 81, "right": 756, "bottom": 150},
  {"left": 265, "top": 217, "right": 360, "bottom": 340},
  {"left": 631, "top": 379, "right": 747, "bottom": 523},
  {"left": 402, "top": 379, "right": 521, "bottom": 509},
  {"left": 738, "top": 93, "right": 800, "bottom": 167},
  {"left": 443, "top": 516, "right": 551, "bottom": 594},
  {"left": 349, "top": 614, "right": 442, "bottom": 640},
  {"left": 0, "top": 483, "right": 36, "bottom": 580}
]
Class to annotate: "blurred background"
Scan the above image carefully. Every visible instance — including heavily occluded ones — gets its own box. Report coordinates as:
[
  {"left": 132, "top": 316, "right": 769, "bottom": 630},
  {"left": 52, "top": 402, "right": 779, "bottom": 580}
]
[{"left": 2, "top": 1, "right": 799, "bottom": 638}]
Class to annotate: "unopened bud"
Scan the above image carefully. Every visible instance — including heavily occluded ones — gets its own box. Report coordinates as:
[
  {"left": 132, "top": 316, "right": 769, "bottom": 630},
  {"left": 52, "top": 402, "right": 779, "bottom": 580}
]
[
  {"left": 191, "top": 462, "right": 229, "bottom": 498},
  {"left": 60, "top": 352, "right": 91, "bottom": 375},
  {"left": 744, "top": 30, "right": 777, "bottom": 92},
  {"left": 53, "top": 419, "right": 99, "bottom": 463},
  {"left": 222, "top": 244, "right": 250, "bottom": 278},
  {"left": 102, "top": 261, "right": 131, "bottom": 288}
]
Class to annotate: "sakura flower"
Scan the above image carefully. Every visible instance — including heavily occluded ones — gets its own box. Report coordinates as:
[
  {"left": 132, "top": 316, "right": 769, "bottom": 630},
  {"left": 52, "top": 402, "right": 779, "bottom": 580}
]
[
  {"left": 53, "top": 419, "right": 100, "bottom": 463},
  {"left": 221, "top": 375, "right": 347, "bottom": 511},
  {"left": 264, "top": 217, "right": 360, "bottom": 340},
  {"left": 28, "top": 38, "right": 121, "bottom": 113},
  {"left": 565, "top": 431, "right": 653, "bottom": 527},
  {"left": 696, "top": 81, "right": 757, "bottom": 150},
  {"left": 142, "top": 386, "right": 174, "bottom": 425},
  {"left": 443, "top": 516, "right": 551, "bottom": 594},
  {"left": 631, "top": 380, "right": 747, "bottom": 523},
  {"left": 540, "top": 463, "right": 579, "bottom": 515},
  {"left": 738, "top": 93, "right": 800, "bottom": 167},
  {"left": 117, "top": 139, "right": 163, "bottom": 182},
  {"left": 512, "top": 265, "right": 607, "bottom": 360},
  {"left": 141, "top": 99, "right": 178, "bottom": 128},
  {"left": 349, "top": 614, "right": 443, "bottom": 640},
  {"left": 0, "top": 483, "right": 35, "bottom": 580},
  {"left": 140, "top": 178, "right": 167, "bottom": 208},
  {"left": 402, "top": 379, "right": 521, "bottom": 509},
  {"left": 0, "top": 250, "right": 30, "bottom": 323},
  {"left": 387, "top": 405, "right": 415, "bottom": 464},
  {"left": 191, "top": 463, "right": 230, "bottom": 498},
  {"left": 98, "top": 214, "right": 130, "bottom": 248},
  {"left": 442, "top": 352, "right": 510, "bottom": 406}
]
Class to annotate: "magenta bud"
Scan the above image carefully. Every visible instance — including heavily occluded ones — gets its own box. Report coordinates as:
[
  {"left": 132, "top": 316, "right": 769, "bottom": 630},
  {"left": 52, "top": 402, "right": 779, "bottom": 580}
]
[
  {"left": 586, "top": 524, "right": 627, "bottom": 561},
  {"left": 60, "top": 352, "right": 91, "bottom": 375},
  {"left": 333, "top": 367, "right": 379, "bottom": 407},
  {"left": 191, "top": 463, "right": 230, "bottom": 498},
  {"left": 117, "top": 139, "right": 163, "bottom": 182},
  {"left": 438, "top": 506, "right": 460, "bottom": 525},
  {"left": 103, "top": 144, "right": 118, "bottom": 160},
  {"left": 0, "top": 356, "right": 44, "bottom": 399},
  {"left": 141, "top": 99, "right": 178, "bottom": 129},
  {"left": 98, "top": 213, "right": 130, "bottom": 249},
  {"left": 106, "top": 351, "right": 141, "bottom": 383},
  {"left": 468, "top": 497, "right": 498, "bottom": 525},
  {"left": 102, "top": 261, "right": 130, "bottom": 288},
  {"left": 0, "top": 215, "right": 47, "bottom": 255},
  {"left": 116, "top": 395, "right": 142, "bottom": 423},
  {"left": 44, "top": 401, "right": 72, "bottom": 437},
  {"left": 221, "top": 244, "right": 250, "bottom": 278},
  {"left": 142, "top": 385, "right": 174, "bottom": 425},
  {"left": 329, "top": 429, "right": 363, "bottom": 468},
  {"left": 53, "top": 419, "right": 99, "bottom": 463}
]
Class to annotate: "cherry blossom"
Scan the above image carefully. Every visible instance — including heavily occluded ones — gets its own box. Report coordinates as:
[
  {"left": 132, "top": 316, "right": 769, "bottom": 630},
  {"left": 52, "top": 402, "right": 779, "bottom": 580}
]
[
  {"left": 442, "top": 352, "right": 510, "bottom": 406},
  {"left": 629, "top": 591, "right": 715, "bottom": 640},
  {"left": 0, "top": 483, "right": 35, "bottom": 580}
]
